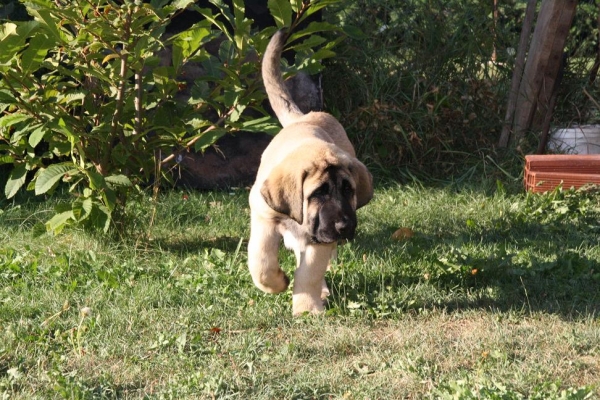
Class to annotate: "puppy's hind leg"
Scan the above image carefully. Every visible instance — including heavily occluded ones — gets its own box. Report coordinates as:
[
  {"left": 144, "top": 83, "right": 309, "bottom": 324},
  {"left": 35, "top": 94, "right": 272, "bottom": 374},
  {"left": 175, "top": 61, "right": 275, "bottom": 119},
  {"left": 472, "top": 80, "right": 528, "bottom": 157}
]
[{"left": 248, "top": 218, "right": 289, "bottom": 294}]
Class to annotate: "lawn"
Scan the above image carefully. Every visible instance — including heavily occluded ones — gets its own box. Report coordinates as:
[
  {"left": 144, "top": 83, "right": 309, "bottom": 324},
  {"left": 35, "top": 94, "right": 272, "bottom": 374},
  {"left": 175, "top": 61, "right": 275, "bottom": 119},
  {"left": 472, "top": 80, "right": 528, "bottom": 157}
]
[{"left": 1, "top": 180, "right": 599, "bottom": 399}]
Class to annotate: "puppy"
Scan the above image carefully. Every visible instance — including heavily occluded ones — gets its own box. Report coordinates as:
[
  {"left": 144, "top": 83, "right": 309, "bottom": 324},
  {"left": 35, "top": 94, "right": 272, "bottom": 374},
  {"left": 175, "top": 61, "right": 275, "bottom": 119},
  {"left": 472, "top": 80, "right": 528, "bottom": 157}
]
[{"left": 248, "top": 30, "right": 373, "bottom": 315}]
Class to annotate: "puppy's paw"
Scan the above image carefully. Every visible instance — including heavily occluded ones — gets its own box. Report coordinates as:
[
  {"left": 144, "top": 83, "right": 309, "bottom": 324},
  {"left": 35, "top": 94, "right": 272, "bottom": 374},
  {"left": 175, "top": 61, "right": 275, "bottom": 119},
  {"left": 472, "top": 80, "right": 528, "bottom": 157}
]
[
  {"left": 292, "top": 292, "right": 325, "bottom": 316},
  {"left": 262, "top": 270, "right": 289, "bottom": 294},
  {"left": 320, "top": 280, "right": 330, "bottom": 300},
  {"left": 292, "top": 306, "right": 324, "bottom": 317}
]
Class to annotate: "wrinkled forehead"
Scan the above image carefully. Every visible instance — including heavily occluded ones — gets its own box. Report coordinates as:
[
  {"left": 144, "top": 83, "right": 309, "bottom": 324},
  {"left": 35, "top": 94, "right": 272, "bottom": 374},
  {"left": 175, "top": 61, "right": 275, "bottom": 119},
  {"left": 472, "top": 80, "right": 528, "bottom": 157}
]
[{"left": 305, "top": 163, "right": 353, "bottom": 189}]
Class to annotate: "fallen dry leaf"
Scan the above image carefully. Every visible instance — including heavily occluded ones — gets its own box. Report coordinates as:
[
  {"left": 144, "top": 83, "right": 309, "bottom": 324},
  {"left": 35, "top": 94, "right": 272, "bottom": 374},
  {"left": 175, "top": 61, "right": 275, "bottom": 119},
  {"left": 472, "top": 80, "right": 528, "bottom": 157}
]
[{"left": 391, "top": 227, "right": 414, "bottom": 241}]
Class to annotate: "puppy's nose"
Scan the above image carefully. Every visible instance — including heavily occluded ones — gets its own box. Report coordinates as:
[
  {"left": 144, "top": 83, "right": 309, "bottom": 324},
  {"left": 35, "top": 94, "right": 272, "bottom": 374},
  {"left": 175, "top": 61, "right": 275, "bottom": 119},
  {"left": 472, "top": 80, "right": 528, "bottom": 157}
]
[{"left": 335, "top": 217, "right": 354, "bottom": 239}]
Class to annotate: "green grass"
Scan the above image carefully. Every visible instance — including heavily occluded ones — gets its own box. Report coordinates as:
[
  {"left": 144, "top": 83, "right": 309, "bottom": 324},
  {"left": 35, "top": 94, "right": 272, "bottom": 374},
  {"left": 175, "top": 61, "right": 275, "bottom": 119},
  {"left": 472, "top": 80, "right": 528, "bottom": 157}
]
[{"left": 1, "top": 181, "right": 599, "bottom": 399}]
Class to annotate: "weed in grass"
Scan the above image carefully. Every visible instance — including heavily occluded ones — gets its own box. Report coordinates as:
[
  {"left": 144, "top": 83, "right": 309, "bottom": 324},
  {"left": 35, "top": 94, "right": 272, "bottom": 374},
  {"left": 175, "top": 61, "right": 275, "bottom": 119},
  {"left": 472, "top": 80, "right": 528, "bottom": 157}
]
[{"left": 436, "top": 378, "right": 594, "bottom": 399}]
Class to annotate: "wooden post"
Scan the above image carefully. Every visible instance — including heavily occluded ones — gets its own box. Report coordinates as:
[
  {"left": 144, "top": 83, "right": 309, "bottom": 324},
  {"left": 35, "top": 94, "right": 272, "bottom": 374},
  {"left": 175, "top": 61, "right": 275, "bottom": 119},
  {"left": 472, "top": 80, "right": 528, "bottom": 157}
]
[
  {"left": 498, "top": 0, "right": 538, "bottom": 148},
  {"left": 511, "top": 0, "right": 577, "bottom": 144}
]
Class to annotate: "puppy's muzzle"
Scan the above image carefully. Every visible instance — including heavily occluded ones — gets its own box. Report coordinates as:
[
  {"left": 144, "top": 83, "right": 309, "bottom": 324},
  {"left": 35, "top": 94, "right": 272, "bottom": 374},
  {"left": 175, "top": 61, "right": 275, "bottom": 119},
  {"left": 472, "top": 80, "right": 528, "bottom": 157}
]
[
  {"left": 313, "top": 211, "right": 357, "bottom": 244},
  {"left": 335, "top": 215, "right": 355, "bottom": 239}
]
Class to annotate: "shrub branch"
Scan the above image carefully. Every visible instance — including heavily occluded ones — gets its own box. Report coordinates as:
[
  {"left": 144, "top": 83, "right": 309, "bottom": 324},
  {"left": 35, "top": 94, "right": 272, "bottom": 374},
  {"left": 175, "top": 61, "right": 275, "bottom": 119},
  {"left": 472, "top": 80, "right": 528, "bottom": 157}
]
[{"left": 160, "top": 106, "right": 236, "bottom": 166}]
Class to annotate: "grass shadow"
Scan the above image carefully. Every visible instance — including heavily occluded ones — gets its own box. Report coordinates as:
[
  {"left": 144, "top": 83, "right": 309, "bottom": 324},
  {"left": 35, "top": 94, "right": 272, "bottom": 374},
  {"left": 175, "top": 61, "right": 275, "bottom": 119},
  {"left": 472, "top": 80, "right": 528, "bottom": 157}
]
[
  {"left": 150, "top": 235, "right": 246, "bottom": 255},
  {"left": 329, "top": 202, "right": 600, "bottom": 320}
]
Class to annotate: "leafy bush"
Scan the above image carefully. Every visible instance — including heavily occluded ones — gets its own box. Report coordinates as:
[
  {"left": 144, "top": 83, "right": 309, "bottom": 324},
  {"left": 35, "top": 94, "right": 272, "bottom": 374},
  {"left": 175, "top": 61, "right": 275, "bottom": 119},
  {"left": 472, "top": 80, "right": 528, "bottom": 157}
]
[
  {"left": 0, "top": 0, "right": 340, "bottom": 233},
  {"left": 323, "top": 0, "right": 600, "bottom": 177},
  {"left": 322, "top": 0, "right": 509, "bottom": 174}
]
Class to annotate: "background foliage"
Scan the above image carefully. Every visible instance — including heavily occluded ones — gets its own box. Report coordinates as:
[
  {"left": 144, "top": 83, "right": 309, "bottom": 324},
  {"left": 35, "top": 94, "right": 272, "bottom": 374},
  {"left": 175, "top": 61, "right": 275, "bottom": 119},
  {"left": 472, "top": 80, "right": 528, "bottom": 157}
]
[
  {"left": 1, "top": 0, "right": 600, "bottom": 231},
  {"left": 0, "top": 0, "right": 339, "bottom": 233},
  {"left": 323, "top": 0, "right": 600, "bottom": 178}
]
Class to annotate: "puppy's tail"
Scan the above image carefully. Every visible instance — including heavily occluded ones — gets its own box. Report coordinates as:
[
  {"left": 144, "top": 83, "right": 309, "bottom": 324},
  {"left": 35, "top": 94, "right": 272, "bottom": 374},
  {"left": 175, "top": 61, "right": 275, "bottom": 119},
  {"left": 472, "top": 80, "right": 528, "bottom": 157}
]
[{"left": 262, "top": 30, "right": 305, "bottom": 128}]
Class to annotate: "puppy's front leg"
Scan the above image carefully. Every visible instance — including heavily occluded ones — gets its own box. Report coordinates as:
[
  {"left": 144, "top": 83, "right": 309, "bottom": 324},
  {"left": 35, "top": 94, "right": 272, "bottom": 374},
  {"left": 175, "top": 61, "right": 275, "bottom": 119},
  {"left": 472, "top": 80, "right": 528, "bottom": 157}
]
[
  {"left": 248, "top": 218, "right": 289, "bottom": 294},
  {"left": 321, "top": 245, "right": 337, "bottom": 300},
  {"left": 292, "top": 243, "right": 336, "bottom": 316}
]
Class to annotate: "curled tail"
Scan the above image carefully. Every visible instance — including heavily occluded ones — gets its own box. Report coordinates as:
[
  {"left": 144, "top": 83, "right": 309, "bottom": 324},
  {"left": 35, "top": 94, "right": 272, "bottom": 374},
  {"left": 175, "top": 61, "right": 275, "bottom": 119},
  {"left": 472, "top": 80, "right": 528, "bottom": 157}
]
[{"left": 262, "top": 30, "right": 305, "bottom": 127}]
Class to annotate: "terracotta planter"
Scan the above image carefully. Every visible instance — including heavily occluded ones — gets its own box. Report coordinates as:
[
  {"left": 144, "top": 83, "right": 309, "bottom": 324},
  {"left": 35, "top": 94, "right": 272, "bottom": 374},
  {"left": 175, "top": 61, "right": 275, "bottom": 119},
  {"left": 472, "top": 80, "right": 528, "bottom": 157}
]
[{"left": 524, "top": 154, "right": 600, "bottom": 193}]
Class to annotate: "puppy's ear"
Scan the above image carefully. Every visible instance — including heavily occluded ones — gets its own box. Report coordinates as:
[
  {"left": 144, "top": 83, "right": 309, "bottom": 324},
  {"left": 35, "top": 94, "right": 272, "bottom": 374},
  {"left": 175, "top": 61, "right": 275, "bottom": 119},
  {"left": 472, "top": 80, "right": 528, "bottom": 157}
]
[
  {"left": 260, "top": 164, "right": 306, "bottom": 224},
  {"left": 350, "top": 160, "right": 373, "bottom": 209}
]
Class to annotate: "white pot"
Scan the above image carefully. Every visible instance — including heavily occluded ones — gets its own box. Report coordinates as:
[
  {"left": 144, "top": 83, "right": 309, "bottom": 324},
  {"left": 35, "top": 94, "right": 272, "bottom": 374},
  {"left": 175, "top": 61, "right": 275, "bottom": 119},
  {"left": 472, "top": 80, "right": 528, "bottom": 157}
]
[{"left": 549, "top": 125, "right": 600, "bottom": 154}]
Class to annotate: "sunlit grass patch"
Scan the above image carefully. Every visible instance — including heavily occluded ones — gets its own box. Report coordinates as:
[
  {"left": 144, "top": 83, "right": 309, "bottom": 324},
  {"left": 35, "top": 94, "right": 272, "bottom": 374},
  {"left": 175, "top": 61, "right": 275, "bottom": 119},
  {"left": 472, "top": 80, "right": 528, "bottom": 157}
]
[{"left": 1, "top": 182, "right": 598, "bottom": 398}]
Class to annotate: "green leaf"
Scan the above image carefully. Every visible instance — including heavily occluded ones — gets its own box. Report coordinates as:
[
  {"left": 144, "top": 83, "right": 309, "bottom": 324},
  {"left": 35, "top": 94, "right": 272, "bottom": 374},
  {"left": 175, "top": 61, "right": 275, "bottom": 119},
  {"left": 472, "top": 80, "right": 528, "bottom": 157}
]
[
  {"left": 0, "top": 23, "right": 21, "bottom": 64},
  {"left": 110, "top": 143, "right": 130, "bottom": 166},
  {"left": 290, "top": 0, "right": 303, "bottom": 13},
  {"left": 288, "top": 35, "right": 327, "bottom": 53},
  {"left": 0, "top": 155, "right": 15, "bottom": 165},
  {"left": 45, "top": 210, "right": 74, "bottom": 235},
  {"left": 233, "top": 18, "right": 251, "bottom": 51},
  {"left": 222, "top": 85, "right": 243, "bottom": 107},
  {"left": 0, "top": 90, "right": 17, "bottom": 104},
  {"left": 0, "top": 113, "right": 32, "bottom": 128},
  {"left": 89, "top": 203, "right": 111, "bottom": 233},
  {"left": 72, "top": 197, "right": 93, "bottom": 221},
  {"left": 239, "top": 116, "right": 281, "bottom": 134},
  {"left": 311, "top": 47, "right": 337, "bottom": 61},
  {"left": 8, "top": 124, "right": 31, "bottom": 145},
  {"left": 288, "top": 21, "right": 341, "bottom": 41},
  {"left": 300, "top": 0, "right": 341, "bottom": 21},
  {"left": 267, "top": 0, "right": 293, "bottom": 28},
  {"left": 194, "top": 7, "right": 233, "bottom": 42},
  {"left": 342, "top": 25, "right": 367, "bottom": 40},
  {"left": 35, "top": 163, "right": 74, "bottom": 195},
  {"left": 232, "top": 0, "right": 245, "bottom": 27},
  {"left": 86, "top": 169, "right": 106, "bottom": 191},
  {"left": 0, "top": 22, "right": 17, "bottom": 40},
  {"left": 193, "top": 128, "right": 227, "bottom": 152},
  {"left": 27, "top": 7, "right": 69, "bottom": 43},
  {"left": 102, "top": 187, "right": 117, "bottom": 211},
  {"left": 172, "top": 0, "right": 196, "bottom": 9},
  {"left": 60, "top": 92, "right": 86, "bottom": 105},
  {"left": 173, "top": 22, "right": 212, "bottom": 60},
  {"left": 0, "top": 21, "right": 38, "bottom": 64},
  {"left": 105, "top": 174, "right": 132, "bottom": 187},
  {"left": 28, "top": 125, "right": 46, "bottom": 148},
  {"left": 4, "top": 163, "right": 27, "bottom": 199},
  {"left": 171, "top": 42, "right": 184, "bottom": 71},
  {"left": 207, "top": 0, "right": 234, "bottom": 26},
  {"left": 229, "top": 103, "right": 246, "bottom": 123},
  {"left": 21, "top": 31, "right": 55, "bottom": 73}
]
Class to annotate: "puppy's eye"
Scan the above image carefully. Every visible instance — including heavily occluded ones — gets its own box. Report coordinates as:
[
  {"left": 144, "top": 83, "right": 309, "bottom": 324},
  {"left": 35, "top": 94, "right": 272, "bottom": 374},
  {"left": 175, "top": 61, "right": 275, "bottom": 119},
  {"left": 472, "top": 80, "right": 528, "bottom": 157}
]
[
  {"left": 312, "top": 183, "right": 329, "bottom": 197},
  {"left": 342, "top": 180, "right": 354, "bottom": 195}
]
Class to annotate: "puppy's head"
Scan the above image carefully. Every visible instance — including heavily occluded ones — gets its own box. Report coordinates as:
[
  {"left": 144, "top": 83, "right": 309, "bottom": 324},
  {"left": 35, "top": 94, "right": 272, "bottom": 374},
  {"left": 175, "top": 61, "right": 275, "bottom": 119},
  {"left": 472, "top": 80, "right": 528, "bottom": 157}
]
[{"left": 260, "top": 144, "right": 373, "bottom": 243}]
